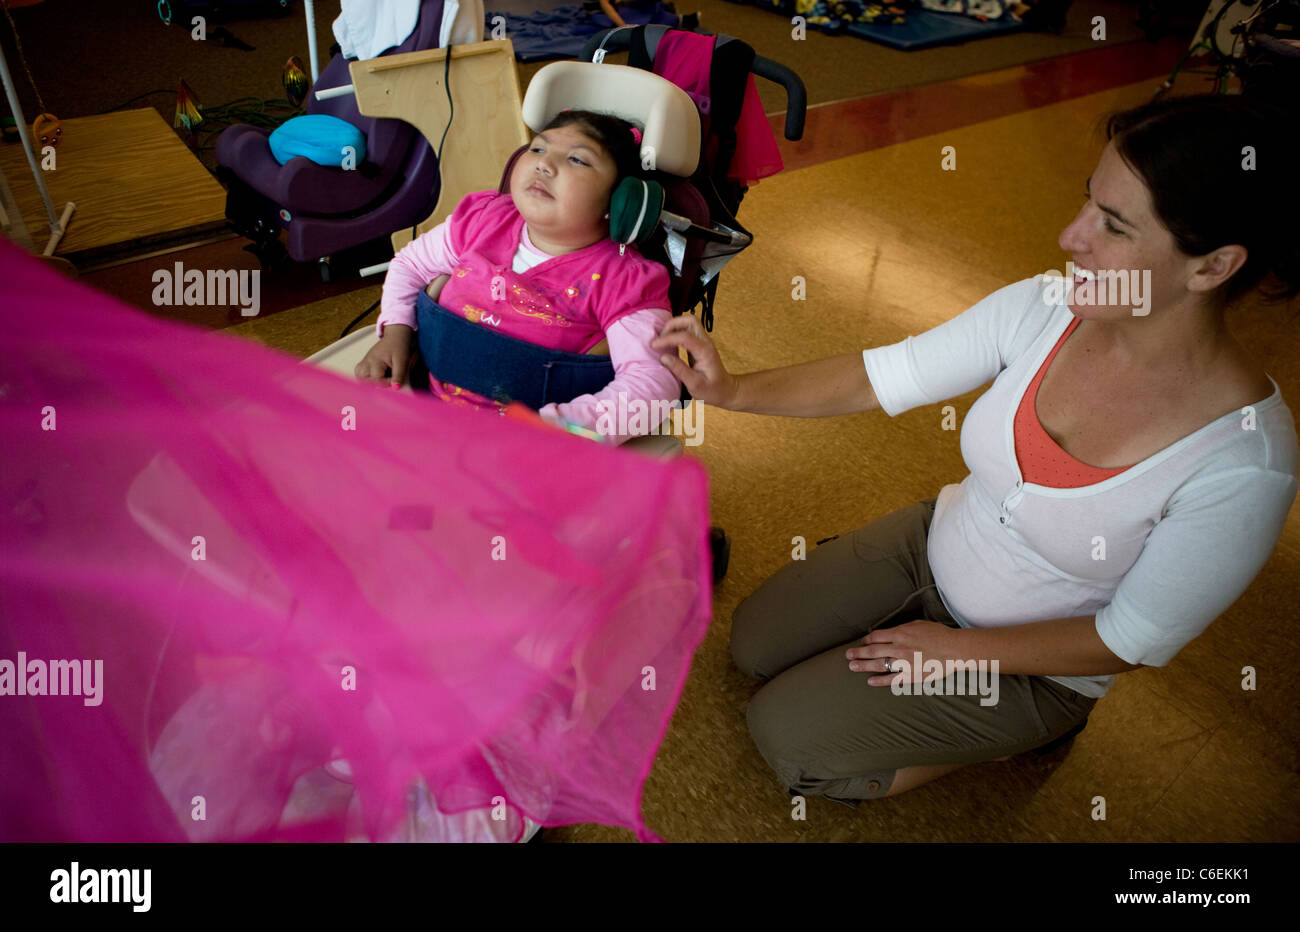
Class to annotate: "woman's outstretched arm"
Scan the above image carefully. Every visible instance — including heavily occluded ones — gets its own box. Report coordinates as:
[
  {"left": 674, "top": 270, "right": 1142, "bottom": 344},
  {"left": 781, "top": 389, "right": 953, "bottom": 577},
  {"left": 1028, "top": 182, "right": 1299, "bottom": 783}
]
[
  {"left": 651, "top": 316, "right": 880, "bottom": 417},
  {"left": 728, "top": 353, "right": 881, "bottom": 417}
]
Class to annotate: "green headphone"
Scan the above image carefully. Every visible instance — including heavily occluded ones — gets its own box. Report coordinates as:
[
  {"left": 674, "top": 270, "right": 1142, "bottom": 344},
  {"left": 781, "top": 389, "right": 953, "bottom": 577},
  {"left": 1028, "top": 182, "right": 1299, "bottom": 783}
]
[{"left": 608, "top": 176, "right": 665, "bottom": 248}]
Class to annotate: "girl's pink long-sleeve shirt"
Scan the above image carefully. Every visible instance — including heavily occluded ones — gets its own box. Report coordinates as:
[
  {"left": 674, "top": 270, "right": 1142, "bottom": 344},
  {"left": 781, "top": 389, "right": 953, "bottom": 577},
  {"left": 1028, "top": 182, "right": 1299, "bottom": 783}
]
[{"left": 378, "top": 196, "right": 680, "bottom": 443}]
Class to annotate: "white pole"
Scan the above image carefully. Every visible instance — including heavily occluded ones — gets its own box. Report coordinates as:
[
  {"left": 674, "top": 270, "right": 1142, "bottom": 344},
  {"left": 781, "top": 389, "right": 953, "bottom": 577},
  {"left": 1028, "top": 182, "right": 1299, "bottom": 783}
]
[
  {"left": 0, "top": 42, "right": 74, "bottom": 256},
  {"left": 304, "top": 0, "right": 321, "bottom": 84},
  {"left": 42, "top": 200, "right": 75, "bottom": 257},
  {"left": 0, "top": 162, "right": 36, "bottom": 251},
  {"left": 0, "top": 42, "right": 58, "bottom": 229},
  {"left": 315, "top": 84, "right": 354, "bottom": 101}
]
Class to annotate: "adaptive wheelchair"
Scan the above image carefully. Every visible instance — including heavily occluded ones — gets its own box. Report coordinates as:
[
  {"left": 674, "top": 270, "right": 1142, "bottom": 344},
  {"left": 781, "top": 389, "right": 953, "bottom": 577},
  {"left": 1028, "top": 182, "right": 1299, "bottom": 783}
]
[{"left": 301, "top": 27, "right": 806, "bottom": 584}]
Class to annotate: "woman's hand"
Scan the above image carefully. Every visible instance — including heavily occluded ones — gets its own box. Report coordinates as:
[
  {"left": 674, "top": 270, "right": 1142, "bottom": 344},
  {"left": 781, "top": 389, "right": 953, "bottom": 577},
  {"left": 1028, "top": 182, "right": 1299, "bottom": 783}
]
[
  {"left": 650, "top": 314, "right": 741, "bottom": 408},
  {"left": 845, "top": 620, "right": 967, "bottom": 687},
  {"left": 651, "top": 318, "right": 879, "bottom": 417},
  {"left": 355, "top": 324, "right": 414, "bottom": 388}
]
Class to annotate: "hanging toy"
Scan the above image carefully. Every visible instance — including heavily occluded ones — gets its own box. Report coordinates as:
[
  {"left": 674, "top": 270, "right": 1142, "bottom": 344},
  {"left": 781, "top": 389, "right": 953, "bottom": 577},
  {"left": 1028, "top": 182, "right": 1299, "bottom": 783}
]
[
  {"left": 282, "top": 56, "right": 308, "bottom": 108},
  {"left": 3, "top": 0, "right": 63, "bottom": 146},
  {"left": 33, "top": 113, "right": 61, "bottom": 147}
]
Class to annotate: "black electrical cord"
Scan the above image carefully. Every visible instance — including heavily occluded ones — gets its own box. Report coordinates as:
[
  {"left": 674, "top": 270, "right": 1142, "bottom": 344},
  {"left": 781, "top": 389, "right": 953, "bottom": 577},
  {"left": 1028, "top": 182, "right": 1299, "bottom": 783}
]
[
  {"left": 407, "top": 41, "right": 454, "bottom": 245},
  {"left": 339, "top": 296, "right": 382, "bottom": 341},
  {"left": 180, "top": 97, "right": 304, "bottom": 164},
  {"left": 435, "top": 42, "right": 453, "bottom": 184},
  {"left": 92, "top": 89, "right": 175, "bottom": 116},
  {"left": 92, "top": 89, "right": 300, "bottom": 124}
]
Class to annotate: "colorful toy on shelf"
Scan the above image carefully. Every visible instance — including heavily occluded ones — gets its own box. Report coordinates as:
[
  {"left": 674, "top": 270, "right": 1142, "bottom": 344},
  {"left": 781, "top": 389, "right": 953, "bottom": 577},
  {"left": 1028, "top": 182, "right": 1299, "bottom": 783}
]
[{"left": 174, "top": 78, "right": 205, "bottom": 134}]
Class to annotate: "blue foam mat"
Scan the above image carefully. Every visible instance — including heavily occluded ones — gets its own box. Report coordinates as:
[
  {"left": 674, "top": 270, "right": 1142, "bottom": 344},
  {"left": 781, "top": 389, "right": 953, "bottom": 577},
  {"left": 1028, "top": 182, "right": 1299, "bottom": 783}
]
[
  {"left": 845, "top": 8, "right": 1025, "bottom": 49},
  {"left": 728, "top": 0, "right": 1025, "bottom": 51},
  {"left": 485, "top": 1, "right": 680, "bottom": 62}
]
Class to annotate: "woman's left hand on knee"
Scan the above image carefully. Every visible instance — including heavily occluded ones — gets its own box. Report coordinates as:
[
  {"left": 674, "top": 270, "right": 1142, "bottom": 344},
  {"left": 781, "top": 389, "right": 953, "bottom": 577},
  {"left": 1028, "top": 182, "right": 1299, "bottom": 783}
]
[{"left": 845, "top": 620, "right": 965, "bottom": 687}]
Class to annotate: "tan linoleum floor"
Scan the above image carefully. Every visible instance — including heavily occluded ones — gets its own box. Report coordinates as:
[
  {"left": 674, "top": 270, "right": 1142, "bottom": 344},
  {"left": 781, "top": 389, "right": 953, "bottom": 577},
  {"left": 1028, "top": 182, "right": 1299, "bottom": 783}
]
[{"left": 225, "top": 79, "right": 1300, "bottom": 842}]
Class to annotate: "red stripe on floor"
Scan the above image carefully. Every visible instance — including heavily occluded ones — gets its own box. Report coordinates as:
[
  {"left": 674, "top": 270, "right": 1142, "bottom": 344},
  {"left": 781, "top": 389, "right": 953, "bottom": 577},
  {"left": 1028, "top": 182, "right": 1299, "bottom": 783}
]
[{"left": 770, "top": 37, "right": 1191, "bottom": 171}]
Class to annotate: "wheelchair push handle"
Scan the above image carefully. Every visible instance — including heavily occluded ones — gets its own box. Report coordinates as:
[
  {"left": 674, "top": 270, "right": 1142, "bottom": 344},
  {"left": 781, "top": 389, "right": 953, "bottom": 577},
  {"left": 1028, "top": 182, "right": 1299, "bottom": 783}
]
[{"left": 581, "top": 27, "right": 807, "bottom": 141}]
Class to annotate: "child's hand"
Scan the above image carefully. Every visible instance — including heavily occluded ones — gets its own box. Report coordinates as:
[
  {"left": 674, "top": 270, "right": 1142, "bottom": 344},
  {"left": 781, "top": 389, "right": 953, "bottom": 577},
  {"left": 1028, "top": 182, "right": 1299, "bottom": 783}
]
[
  {"left": 424, "top": 274, "right": 449, "bottom": 302},
  {"left": 355, "top": 324, "right": 414, "bottom": 388}
]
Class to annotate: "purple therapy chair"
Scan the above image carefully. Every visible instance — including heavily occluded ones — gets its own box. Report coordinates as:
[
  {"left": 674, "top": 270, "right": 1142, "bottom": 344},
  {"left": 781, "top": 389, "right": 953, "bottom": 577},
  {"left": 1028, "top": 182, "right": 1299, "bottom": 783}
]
[{"left": 216, "top": 0, "right": 446, "bottom": 277}]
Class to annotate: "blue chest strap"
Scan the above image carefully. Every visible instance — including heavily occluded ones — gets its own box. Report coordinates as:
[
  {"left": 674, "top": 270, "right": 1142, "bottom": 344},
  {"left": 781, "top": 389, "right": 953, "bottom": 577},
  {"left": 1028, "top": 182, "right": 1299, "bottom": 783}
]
[{"left": 414, "top": 290, "right": 615, "bottom": 410}]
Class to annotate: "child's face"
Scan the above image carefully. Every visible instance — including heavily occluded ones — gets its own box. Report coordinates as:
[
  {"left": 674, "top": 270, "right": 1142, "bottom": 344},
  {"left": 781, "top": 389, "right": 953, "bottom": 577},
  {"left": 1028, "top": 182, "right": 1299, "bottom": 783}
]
[{"left": 510, "top": 125, "right": 619, "bottom": 248}]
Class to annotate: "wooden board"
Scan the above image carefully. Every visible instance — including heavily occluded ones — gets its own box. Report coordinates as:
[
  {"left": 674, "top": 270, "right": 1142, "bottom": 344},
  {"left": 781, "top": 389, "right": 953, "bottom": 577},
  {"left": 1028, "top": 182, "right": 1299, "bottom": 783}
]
[
  {"left": 0, "top": 109, "right": 228, "bottom": 262},
  {"left": 347, "top": 39, "right": 530, "bottom": 253}
]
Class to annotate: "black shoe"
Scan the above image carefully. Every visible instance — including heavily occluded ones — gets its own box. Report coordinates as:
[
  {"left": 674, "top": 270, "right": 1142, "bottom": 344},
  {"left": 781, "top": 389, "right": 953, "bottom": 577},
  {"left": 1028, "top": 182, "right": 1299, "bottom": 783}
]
[
  {"left": 709, "top": 526, "right": 729, "bottom": 584},
  {"left": 1020, "top": 0, "right": 1070, "bottom": 35}
]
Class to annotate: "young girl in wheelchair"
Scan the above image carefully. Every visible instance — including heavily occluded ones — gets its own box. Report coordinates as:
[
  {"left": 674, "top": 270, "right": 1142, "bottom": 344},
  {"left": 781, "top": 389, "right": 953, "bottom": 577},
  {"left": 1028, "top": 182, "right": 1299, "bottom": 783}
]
[{"left": 355, "top": 109, "right": 680, "bottom": 444}]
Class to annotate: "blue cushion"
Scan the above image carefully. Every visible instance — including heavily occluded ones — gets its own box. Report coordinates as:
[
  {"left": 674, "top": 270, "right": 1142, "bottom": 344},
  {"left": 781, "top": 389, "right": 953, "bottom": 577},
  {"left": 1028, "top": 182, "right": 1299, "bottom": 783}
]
[{"left": 268, "top": 114, "right": 367, "bottom": 168}]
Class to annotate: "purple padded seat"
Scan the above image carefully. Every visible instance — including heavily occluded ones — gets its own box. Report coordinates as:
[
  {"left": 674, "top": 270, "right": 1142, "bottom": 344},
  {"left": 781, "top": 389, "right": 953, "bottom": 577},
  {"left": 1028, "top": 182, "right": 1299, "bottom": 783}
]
[{"left": 215, "top": 0, "right": 446, "bottom": 261}]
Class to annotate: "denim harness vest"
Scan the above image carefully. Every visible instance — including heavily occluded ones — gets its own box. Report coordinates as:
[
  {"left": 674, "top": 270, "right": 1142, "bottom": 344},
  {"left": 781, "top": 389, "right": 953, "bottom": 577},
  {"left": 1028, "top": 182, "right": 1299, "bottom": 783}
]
[{"left": 415, "top": 290, "right": 615, "bottom": 410}]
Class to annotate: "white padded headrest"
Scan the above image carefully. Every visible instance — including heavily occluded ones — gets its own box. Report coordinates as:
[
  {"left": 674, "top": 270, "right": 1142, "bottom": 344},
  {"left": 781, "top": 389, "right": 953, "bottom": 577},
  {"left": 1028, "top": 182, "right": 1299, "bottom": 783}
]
[{"left": 520, "top": 61, "right": 700, "bottom": 177}]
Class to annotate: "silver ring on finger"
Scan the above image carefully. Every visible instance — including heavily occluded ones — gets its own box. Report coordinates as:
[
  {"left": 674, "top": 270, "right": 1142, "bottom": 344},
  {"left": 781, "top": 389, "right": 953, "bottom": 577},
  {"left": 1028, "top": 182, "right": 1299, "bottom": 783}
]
[{"left": 883, "top": 658, "right": 893, "bottom": 673}]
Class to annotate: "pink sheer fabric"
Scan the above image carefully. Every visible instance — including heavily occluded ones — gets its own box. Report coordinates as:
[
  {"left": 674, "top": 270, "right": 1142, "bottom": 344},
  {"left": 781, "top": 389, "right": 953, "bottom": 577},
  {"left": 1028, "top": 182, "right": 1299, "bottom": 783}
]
[{"left": 0, "top": 239, "right": 712, "bottom": 842}]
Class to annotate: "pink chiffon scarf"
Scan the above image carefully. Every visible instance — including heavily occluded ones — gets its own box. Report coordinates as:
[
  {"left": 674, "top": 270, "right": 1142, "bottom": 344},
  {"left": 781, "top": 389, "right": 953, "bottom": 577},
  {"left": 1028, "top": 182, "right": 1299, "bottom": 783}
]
[{"left": 0, "top": 239, "right": 712, "bottom": 842}]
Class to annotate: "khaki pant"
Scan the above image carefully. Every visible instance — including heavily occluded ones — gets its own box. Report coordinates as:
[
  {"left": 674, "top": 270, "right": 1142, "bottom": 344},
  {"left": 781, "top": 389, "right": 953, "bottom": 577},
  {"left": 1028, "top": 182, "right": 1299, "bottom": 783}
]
[{"left": 731, "top": 499, "right": 1096, "bottom": 803}]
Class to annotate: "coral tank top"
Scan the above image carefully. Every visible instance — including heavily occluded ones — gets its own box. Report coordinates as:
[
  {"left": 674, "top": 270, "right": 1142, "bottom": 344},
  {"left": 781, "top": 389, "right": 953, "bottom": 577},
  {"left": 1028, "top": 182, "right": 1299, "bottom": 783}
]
[{"left": 1014, "top": 316, "right": 1131, "bottom": 488}]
